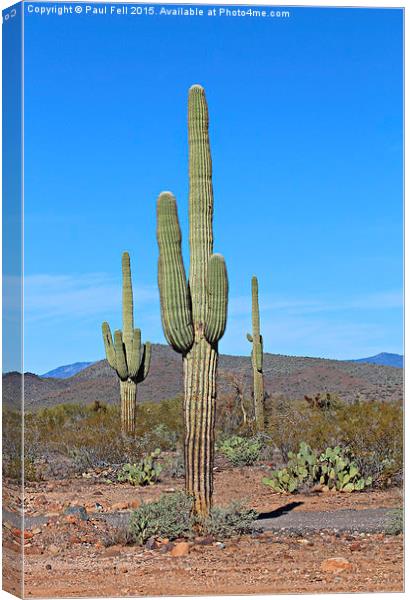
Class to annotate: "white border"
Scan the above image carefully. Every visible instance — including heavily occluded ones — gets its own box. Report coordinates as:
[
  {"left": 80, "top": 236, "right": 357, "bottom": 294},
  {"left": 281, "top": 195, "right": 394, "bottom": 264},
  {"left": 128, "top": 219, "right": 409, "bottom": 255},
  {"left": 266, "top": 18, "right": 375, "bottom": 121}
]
[{"left": 0, "top": 2, "right": 406, "bottom": 600}]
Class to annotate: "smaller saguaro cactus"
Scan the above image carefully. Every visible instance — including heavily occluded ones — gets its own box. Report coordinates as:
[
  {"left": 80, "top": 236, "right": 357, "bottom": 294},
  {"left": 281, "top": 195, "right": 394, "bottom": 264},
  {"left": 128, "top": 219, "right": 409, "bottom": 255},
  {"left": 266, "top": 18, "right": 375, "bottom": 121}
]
[
  {"left": 246, "top": 276, "right": 265, "bottom": 431},
  {"left": 102, "top": 252, "right": 151, "bottom": 435}
]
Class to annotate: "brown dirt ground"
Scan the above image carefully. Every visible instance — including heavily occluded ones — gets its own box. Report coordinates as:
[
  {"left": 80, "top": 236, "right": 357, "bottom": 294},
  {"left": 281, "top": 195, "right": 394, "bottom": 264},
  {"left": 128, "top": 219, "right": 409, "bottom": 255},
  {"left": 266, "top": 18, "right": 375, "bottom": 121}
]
[
  {"left": 2, "top": 468, "right": 404, "bottom": 597},
  {"left": 15, "top": 466, "right": 404, "bottom": 516}
]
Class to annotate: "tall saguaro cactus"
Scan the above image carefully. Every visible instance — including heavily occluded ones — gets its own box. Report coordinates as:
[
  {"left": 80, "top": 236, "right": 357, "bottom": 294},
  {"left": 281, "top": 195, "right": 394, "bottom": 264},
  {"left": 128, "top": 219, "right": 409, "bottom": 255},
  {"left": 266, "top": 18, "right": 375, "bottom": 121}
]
[
  {"left": 157, "top": 85, "right": 228, "bottom": 517},
  {"left": 102, "top": 252, "right": 151, "bottom": 435},
  {"left": 247, "top": 276, "right": 265, "bottom": 431}
]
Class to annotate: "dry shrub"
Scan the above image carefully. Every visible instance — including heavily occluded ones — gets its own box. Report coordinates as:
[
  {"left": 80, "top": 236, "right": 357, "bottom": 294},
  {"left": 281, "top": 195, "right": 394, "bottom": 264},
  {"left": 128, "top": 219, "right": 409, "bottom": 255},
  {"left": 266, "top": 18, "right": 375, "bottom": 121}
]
[{"left": 267, "top": 396, "right": 403, "bottom": 487}]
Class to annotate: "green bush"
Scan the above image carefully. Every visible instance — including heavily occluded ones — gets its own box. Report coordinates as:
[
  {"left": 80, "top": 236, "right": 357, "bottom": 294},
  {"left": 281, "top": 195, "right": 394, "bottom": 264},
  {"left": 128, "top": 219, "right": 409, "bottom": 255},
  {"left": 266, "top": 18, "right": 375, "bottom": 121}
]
[
  {"left": 262, "top": 442, "right": 372, "bottom": 493},
  {"left": 218, "top": 435, "right": 262, "bottom": 466},
  {"left": 204, "top": 502, "right": 258, "bottom": 538},
  {"left": 129, "top": 492, "right": 193, "bottom": 544},
  {"left": 128, "top": 492, "right": 259, "bottom": 545},
  {"left": 117, "top": 449, "right": 162, "bottom": 486},
  {"left": 385, "top": 508, "right": 403, "bottom": 535}
]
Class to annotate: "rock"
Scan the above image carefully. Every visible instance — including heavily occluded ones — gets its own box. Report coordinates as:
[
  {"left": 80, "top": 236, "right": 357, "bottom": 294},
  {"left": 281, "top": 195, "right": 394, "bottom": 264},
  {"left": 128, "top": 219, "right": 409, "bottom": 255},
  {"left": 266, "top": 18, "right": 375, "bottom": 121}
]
[
  {"left": 112, "top": 502, "right": 129, "bottom": 511},
  {"left": 45, "top": 564, "right": 52, "bottom": 570},
  {"left": 349, "top": 542, "right": 362, "bottom": 552},
  {"left": 215, "top": 541, "right": 225, "bottom": 549},
  {"left": 24, "top": 546, "right": 43, "bottom": 556},
  {"left": 34, "top": 495, "right": 47, "bottom": 506},
  {"left": 145, "top": 537, "right": 160, "bottom": 550},
  {"left": 32, "top": 528, "right": 42, "bottom": 535},
  {"left": 64, "top": 506, "right": 88, "bottom": 521},
  {"left": 120, "top": 565, "right": 129, "bottom": 573},
  {"left": 195, "top": 535, "right": 214, "bottom": 546},
  {"left": 170, "top": 542, "right": 190, "bottom": 557},
  {"left": 157, "top": 538, "right": 170, "bottom": 545},
  {"left": 48, "top": 544, "right": 60, "bottom": 555},
  {"left": 320, "top": 557, "right": 352, "bottom": 573},
  {"left": 159, "top": 542, "right": 175, "bottom": 554}
]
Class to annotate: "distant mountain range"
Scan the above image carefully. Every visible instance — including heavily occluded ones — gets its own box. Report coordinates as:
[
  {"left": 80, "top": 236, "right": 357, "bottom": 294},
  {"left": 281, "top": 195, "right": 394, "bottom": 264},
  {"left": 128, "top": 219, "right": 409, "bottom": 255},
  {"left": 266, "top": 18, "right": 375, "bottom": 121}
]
[
  {"left": 3, "top": 345, "right": 403, "bottom": 411},
  {"left": 42, "top": 362, "right": 93, "bottom": 379},
  {"left": 40, "top": 351, "right": 403, "bottom": 381},
  {"left": 351, "top": 353, "right": 403, "bottom": 369}
]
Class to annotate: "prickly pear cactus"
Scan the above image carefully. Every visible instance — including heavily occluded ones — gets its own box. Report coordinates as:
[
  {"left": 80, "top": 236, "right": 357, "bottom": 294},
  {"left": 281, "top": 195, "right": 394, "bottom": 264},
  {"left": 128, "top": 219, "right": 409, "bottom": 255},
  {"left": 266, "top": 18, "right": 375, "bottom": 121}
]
[
  {"left": 246, "top": 276, "right": 265, "bottom": 431},
  {"left": 102, "top": 252, "right": 151, "bottom": 435},
  {"left": 157, "top": 85, "right": 228, "bottom": 517}
]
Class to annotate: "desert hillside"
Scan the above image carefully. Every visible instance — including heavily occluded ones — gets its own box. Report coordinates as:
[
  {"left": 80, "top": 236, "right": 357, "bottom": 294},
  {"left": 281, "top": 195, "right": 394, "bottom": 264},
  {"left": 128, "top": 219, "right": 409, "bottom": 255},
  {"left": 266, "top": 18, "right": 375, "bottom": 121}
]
[{"left": 2, "top": 344, "right": 403, "bottom": 411}]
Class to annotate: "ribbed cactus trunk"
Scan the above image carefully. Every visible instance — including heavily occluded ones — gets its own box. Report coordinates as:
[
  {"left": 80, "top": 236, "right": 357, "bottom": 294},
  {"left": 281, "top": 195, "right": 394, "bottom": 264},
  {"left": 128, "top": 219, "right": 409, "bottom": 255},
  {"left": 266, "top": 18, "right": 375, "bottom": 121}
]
[
  {"left": 157, "top": 85, "right": 228, "bottom": 517},
  {"left": 120, "top": 380, "right": 137, "bottom": 436},
  {"left": 102, "top": 253, "right": 151, "bottom": 436},
  {"left": 247, "top": 276, "right": 265, "bottom": 431},
  {"left": 184, "top": 341, "right": 217, "bottom": 514}
]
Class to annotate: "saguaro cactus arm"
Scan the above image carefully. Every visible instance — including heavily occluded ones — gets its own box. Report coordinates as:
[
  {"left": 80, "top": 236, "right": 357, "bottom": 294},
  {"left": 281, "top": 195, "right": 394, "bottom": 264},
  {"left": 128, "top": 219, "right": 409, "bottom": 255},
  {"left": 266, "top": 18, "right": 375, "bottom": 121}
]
[
  {"left": 157, "top": 192, "right": 194, "bottom": 353},
  {"left": 205, "top": 253, "right": 228, "bottom": 344},
  {"left": 136, "top": 342, "right": 152, "bottom": 384},
  {"left": 128, "top": 328, "right": 142, "bottom": 378},
  {"left": 102, "top": 321, "right": 116, "bottom": 369},
  {"left": 114, "top": 330, "right": 128, "bottom": 380}
]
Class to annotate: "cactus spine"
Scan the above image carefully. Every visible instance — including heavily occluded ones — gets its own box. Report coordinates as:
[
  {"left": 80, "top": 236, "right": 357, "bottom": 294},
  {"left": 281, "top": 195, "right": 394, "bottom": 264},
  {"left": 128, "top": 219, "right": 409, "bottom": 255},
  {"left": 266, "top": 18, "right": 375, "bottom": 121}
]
[
  {"left": 246, "top": 276, "right": 265, "bottom": 431},
  {"left": 102, "top": 252, "right": 151, "bottom": 435},
  {"left": 157, "top": 85, "right": 228, "bottom": 517}
]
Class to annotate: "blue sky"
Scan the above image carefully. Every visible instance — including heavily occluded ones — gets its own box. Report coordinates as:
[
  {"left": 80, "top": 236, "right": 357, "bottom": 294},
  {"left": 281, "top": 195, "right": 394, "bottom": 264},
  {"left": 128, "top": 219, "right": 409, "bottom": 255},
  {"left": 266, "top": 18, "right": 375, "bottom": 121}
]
[{"left": 21, "top": 3, "right": 403, "bottom": 374}]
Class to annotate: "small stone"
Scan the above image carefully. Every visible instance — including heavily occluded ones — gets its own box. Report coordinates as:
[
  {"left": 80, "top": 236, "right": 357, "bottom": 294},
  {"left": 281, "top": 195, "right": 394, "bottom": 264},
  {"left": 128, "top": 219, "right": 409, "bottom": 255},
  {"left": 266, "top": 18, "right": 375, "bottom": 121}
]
[
  {"left": 31, "top": 528, "right": 42, "bottom": 535},
  {"left": 215, "top": 541, "right": 225, "bottom": 549},
  {"left": 321, "top": 557, "right": 352, "bottom": 573},
  {"left": 164, "top": 488, "right": 176, "bottom": 493},
  {"left": 157, "top": 538, "right": 170, "bottom": 545},
  {"left": 120, "top": 565, "right": 129, "bottom": 573},
  {"left": 64, "top": 506, "right": 89, "bottom": 521},
  {"left": 48, "top": 544, "right": 59, "bottom": 556},
  {"left": 159, "top": 542, "right": 175, "bottom": 554},
  {"left": 170, "top": 542, "right": 190, "bottom": 557},
  {"left": 145, "top": 537, "right": 160, "bottom": 550},
  {"left": 45, "top": 564, "right": 52, "bottom": 570},
  {"left": 349, "top": 542, "right": 362, "bottom": 552},
  {"left": 195, "top": 535, "right": 214, "bottom": 546}
]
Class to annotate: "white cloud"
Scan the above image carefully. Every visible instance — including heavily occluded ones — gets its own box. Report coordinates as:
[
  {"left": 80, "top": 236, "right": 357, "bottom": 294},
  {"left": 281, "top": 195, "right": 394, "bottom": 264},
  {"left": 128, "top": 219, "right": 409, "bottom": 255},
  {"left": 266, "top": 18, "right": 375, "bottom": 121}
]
[{"left": 23, "top": 273, "right": 159, "bottom": 322}]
